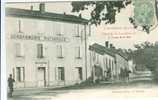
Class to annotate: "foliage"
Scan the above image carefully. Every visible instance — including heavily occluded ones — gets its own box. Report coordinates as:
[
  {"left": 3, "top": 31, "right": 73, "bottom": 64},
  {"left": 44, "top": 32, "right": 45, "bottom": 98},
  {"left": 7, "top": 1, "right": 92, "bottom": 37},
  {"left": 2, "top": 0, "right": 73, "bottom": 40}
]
[
  {"left": 126, "top": 41, "right": 158, "bottom": 72},
  {"left": 71, "top": 0, "right": 132, "bottom": 25},
  {"left": 71, "top": 1, "right": 157, "bottom": 33}
]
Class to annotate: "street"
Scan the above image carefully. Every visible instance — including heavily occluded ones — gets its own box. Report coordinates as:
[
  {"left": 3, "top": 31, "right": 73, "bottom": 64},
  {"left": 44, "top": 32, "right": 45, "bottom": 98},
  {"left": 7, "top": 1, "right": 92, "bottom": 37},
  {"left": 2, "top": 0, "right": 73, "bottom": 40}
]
[{"left": 8, "top": 80, "right": 158, "bottom": 100}]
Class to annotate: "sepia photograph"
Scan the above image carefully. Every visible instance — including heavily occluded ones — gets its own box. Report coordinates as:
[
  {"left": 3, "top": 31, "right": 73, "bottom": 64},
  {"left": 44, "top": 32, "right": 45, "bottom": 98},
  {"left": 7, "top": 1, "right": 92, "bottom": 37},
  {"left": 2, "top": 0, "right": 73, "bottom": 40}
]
[{"left": 2, "top": 0, "right": 158, "bottom": 100}]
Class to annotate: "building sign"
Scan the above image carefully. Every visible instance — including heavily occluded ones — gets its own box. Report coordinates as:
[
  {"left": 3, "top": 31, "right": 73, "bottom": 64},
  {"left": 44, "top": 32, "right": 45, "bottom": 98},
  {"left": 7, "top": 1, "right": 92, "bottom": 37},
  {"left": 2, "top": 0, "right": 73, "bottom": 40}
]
[
  {"left": 10, "top": 34, "right": 70, "bottom": 42},
  {"left": 35, "top": 61, "right": 47, "bottom": 67}
]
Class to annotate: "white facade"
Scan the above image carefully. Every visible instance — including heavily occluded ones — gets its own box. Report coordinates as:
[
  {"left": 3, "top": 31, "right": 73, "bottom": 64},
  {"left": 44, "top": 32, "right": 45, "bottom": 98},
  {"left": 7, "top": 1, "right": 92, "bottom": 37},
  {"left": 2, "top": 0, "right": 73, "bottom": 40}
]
[
  {"left": 89, "top": 44, "right": 116, "bottom": 82},
  {"left": 90, "top": 51, "right": 116, "bottom": 80},
  {"left": 6, "top": 9, "right": 90, "bottom": 88},
  {"left": 89, "top": 43, "right": 130, "bottom": 82}
]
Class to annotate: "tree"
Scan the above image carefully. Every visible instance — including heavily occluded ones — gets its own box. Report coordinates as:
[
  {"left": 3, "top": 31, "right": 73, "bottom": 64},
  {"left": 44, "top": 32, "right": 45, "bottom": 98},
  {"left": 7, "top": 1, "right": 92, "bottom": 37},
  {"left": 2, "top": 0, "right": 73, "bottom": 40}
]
[
  {"left": 71, "top": 1, "right": 132, "bottom": 25},
  {"left": 71, "top": 1, "right": 158, "bottom": 33},
  {"left": 126, "top": 41, "right": 158, "bottom": 81},
  {"left": 122, "top": 41, "right": 158, "bottom": 81}
]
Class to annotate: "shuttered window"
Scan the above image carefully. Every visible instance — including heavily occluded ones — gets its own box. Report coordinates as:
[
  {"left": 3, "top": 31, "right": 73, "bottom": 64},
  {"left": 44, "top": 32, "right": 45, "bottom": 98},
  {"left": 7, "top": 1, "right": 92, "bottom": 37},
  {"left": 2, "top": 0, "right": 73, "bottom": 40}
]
[
  {"left": 16, "top": 67, "right": 25, "bottom": 82},
  {"left": 37, "top": 44, "right": 44, "bottom": 58},
  {"left": 18, "top": 20, "right": 23, "bottom": 33},
  {"left": 15, "top": 43, "right": 24, "bottom": 57},
  {"left": 75, "top": 46, "right": 81, "bottom": 59},
  {"left": 58, "top": 67, "right": 65, "bottom": 81},
  {"left": 57, "top": 45, "right": 64, "bottom": 58},
  {"left": 76, "top": 67, "right": 83, "bottom": 80}
]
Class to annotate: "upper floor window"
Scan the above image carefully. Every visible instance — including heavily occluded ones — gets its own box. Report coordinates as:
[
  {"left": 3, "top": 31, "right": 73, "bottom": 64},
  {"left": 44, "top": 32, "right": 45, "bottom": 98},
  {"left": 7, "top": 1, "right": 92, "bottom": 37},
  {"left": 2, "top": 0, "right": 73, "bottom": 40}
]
[
  {"left": 15, "top": 43, "right": 24, "bottom": 57},
  {"left": 57, "top": 45, "right": 64, "bottom": 58},
  {"left": 55, "top": 22, "right": 64, "bottom": 36},
  {"left": 37, "top": 21, "right": 45, "bottom": 34},
  {"left": 37, "top": 44, "right": 44, "bottom": 58},
  {"left": 74, "top": 24, "right": 81, "bottom": 37},
  {"left": 75, "top": 24, "right": 85, "bottom": 38},
  {"left": 18, "top": 20, "right": 23, "bottom": 33},
  {"left": 60, "top": 23, "right": 65, "bottom": 35},
  {"left": 76, "top": 24, "right": 80, "bottom": 37},
  {"left": 109, "top": 59, "right": 111, "bottom": 68},
  {"left": 75, "top": 46, "right": 82, "bottom": 59}
]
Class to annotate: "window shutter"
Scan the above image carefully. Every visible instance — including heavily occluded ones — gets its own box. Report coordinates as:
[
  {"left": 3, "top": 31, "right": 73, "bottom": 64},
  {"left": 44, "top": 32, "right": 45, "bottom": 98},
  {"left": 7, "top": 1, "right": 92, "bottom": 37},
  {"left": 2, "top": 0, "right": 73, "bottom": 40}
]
[
  {"left": 61, "top": 68, "right": 65, "bottom": 81},
  {"left": 55, "top": 67, "right": 58, "bottom": 80},
  {"left": 18, "top": 19, "right": 23, "bottom": 33},
  {"left": 78, "top": 47, "right": 80, "bottom": 58},
  {"left": 37, "top": 44, "right": 43, "bottom": 58},
  {"left": 57, "top": 45, "right": 63, "bottom": 57},
  {"left": 60, "top": 23, "right": 64, "bottom": 35},
  {"left": 20, "top": 67, "right": 24, "bottom": 81}
]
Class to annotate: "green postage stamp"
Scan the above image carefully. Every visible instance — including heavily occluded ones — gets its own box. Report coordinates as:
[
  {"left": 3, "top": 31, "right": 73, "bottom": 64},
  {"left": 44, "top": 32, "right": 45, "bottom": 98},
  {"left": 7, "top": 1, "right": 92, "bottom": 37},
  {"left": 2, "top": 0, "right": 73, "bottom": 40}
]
[{"left": 133, "top": 0, "right": 155, "bottom": 26}]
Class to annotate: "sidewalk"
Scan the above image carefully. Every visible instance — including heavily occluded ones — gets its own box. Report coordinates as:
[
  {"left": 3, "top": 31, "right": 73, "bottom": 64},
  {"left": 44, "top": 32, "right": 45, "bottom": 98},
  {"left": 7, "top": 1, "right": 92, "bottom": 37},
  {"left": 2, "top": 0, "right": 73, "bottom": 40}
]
[{"left": 14, "top": 85, "right": 66, "bottom": 91}]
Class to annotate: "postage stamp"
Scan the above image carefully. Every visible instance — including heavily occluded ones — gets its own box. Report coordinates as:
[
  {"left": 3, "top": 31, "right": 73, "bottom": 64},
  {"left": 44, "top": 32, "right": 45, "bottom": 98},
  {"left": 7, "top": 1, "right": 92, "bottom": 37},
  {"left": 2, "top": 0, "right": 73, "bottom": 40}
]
[{"left": 133, "top": 0, "right": 155, "bottom": 26}]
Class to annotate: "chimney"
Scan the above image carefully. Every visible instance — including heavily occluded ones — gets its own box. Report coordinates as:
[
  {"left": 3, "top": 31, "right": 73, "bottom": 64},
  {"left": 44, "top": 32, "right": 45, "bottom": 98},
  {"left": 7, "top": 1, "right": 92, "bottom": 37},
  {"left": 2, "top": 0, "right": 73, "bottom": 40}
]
[
  {"left": 79, "top": 14, "right": 82, "bottom": 18},
  {"left": 110, "top": 43, "right": 113, "bottom": 48},
  {"left": 30, "top": 5, "right": 33, "bottom": 10},
  {"left": 39, "top": 3, "right": 45, "bottom": 13},
  {"left": 105, "top": 41, "right": 109, "bottom": 48}
]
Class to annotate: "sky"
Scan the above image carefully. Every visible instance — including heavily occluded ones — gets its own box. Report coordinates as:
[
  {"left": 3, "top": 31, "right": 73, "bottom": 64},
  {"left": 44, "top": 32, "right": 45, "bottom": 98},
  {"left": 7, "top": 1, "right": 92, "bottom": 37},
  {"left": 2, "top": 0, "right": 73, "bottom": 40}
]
[{"left": 5, "top": 2, "right": 158, "bottom": 49}]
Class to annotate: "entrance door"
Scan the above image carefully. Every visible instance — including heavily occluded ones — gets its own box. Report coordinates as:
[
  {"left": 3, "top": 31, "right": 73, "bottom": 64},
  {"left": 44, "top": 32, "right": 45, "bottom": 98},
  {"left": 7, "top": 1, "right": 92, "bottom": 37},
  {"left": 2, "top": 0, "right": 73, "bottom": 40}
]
[{"left": 37, "top": 67, "right": 46, "bottom": 87}]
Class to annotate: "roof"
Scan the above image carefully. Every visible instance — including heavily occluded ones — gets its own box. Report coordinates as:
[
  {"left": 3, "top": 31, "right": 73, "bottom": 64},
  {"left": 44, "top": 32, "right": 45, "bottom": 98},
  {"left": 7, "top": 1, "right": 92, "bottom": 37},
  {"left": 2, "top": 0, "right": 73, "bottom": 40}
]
[
  {"left": 89, "top": 43, "right": 128, "bottom": 60},
  {"left": 111, "top": 49, "right": 128, "bottom": 61},
  {"left": 5, "top": 7, "right": 89, "bottom": 24},
  {"left": 89, "top": 43, "right": 115, "bottom": 57},
  {"left": 117, "top": 51, "right": 128, "bottom": 61}
]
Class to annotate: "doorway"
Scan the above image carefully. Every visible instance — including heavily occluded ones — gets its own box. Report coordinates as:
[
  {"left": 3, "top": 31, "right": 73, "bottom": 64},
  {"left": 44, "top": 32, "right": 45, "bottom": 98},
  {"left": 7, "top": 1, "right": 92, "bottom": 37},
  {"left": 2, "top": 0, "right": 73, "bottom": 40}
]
[{"left": 37, "top": 67, "right": 46, "bottom": 87}]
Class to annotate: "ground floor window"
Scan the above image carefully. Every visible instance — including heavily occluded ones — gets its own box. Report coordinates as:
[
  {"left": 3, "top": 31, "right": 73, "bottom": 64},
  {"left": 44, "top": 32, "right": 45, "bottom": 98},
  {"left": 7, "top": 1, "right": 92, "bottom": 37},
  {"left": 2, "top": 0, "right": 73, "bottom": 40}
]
[
  {"left": 16, "top": 67, "right": 25, "bottom": 82},
  {"left": 58, "top": 67, "right": 65, "bottom": 81}
]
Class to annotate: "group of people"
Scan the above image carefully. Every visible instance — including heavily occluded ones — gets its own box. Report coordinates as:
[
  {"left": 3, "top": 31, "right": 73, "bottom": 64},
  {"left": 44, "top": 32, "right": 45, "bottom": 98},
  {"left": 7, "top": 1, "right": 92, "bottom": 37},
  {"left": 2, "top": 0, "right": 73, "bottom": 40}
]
[
  {"left": 93, "top": 64, "right": 131, "bottom": 83},
  {"left": 119, "top": 68, "right": 131, "bottom": 82}
]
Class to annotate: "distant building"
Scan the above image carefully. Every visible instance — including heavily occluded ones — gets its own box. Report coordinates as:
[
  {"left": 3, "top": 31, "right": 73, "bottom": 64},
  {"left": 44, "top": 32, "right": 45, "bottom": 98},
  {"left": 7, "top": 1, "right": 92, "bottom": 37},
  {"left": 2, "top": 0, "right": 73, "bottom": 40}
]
[
  {"left": 5, "top": 3, "right": 91, "bottom": 88},
  {"left": 114, "top": 50, "right": 129, "bottom": 80},
  {"left": 89, "top": 42, "right": 130, "bottom": 82},
  {"left": 128, "top": 60, "right": 136, "bottom": 73}
]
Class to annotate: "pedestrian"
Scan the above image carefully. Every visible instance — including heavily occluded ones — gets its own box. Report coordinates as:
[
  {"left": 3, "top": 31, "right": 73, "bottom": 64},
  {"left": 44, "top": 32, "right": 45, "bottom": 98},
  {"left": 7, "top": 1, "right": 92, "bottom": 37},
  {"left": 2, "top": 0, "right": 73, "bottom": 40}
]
[{"left": 8, "top": 74, "right": 15, "bottom": 97}]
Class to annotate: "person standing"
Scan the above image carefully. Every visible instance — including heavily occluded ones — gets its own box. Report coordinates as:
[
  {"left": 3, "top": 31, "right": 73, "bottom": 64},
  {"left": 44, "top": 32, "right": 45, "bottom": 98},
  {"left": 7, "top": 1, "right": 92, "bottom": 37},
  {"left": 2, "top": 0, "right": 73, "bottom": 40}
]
[{"left": 8, "top": 74, "right": 15, "bottom": 97}]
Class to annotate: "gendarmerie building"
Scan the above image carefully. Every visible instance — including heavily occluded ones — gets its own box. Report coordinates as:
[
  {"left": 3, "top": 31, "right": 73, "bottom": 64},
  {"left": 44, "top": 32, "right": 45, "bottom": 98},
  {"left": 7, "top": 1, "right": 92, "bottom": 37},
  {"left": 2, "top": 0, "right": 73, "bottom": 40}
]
[{"left": 5, "top": 4, "right": 91, "bottom": 88}]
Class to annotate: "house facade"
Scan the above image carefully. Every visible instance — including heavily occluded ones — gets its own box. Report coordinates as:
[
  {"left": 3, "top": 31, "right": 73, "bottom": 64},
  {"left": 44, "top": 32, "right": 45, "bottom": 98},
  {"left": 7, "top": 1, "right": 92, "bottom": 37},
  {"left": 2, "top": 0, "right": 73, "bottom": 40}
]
[
  {"left": 114, "top": 51, "right": 129, "bottom": 80},
  {"left": 5, "top": 4, "right": 91, "bottom": 88},
  {"left": 89, "top": 43, "right": 116, "bottom": 82},
  {"left": 89, "top": 42, "right": 129, "bottom": 82}
]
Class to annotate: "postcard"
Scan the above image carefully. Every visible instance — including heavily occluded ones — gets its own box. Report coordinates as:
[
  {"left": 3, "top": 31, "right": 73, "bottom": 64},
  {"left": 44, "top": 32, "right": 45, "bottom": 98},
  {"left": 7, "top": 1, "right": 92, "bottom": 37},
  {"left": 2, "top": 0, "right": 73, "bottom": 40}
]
[{"left": 1, "top": 0, "right": 158, "bottom": 100}]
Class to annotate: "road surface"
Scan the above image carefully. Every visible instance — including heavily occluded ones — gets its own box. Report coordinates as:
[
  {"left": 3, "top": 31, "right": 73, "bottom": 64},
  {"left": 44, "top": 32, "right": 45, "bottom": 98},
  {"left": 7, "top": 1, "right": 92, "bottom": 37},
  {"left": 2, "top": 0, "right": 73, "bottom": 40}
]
[{"left": 8, "top": 80, "right": 158, "bottom": 100}]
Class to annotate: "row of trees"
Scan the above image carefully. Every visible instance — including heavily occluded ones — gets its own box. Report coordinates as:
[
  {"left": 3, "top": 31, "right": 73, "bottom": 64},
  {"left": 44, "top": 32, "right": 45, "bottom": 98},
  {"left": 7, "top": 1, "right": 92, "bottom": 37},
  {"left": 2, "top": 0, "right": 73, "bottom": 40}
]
[{"left": 124, "top": 41, "right": 158, "bottom": 81}]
